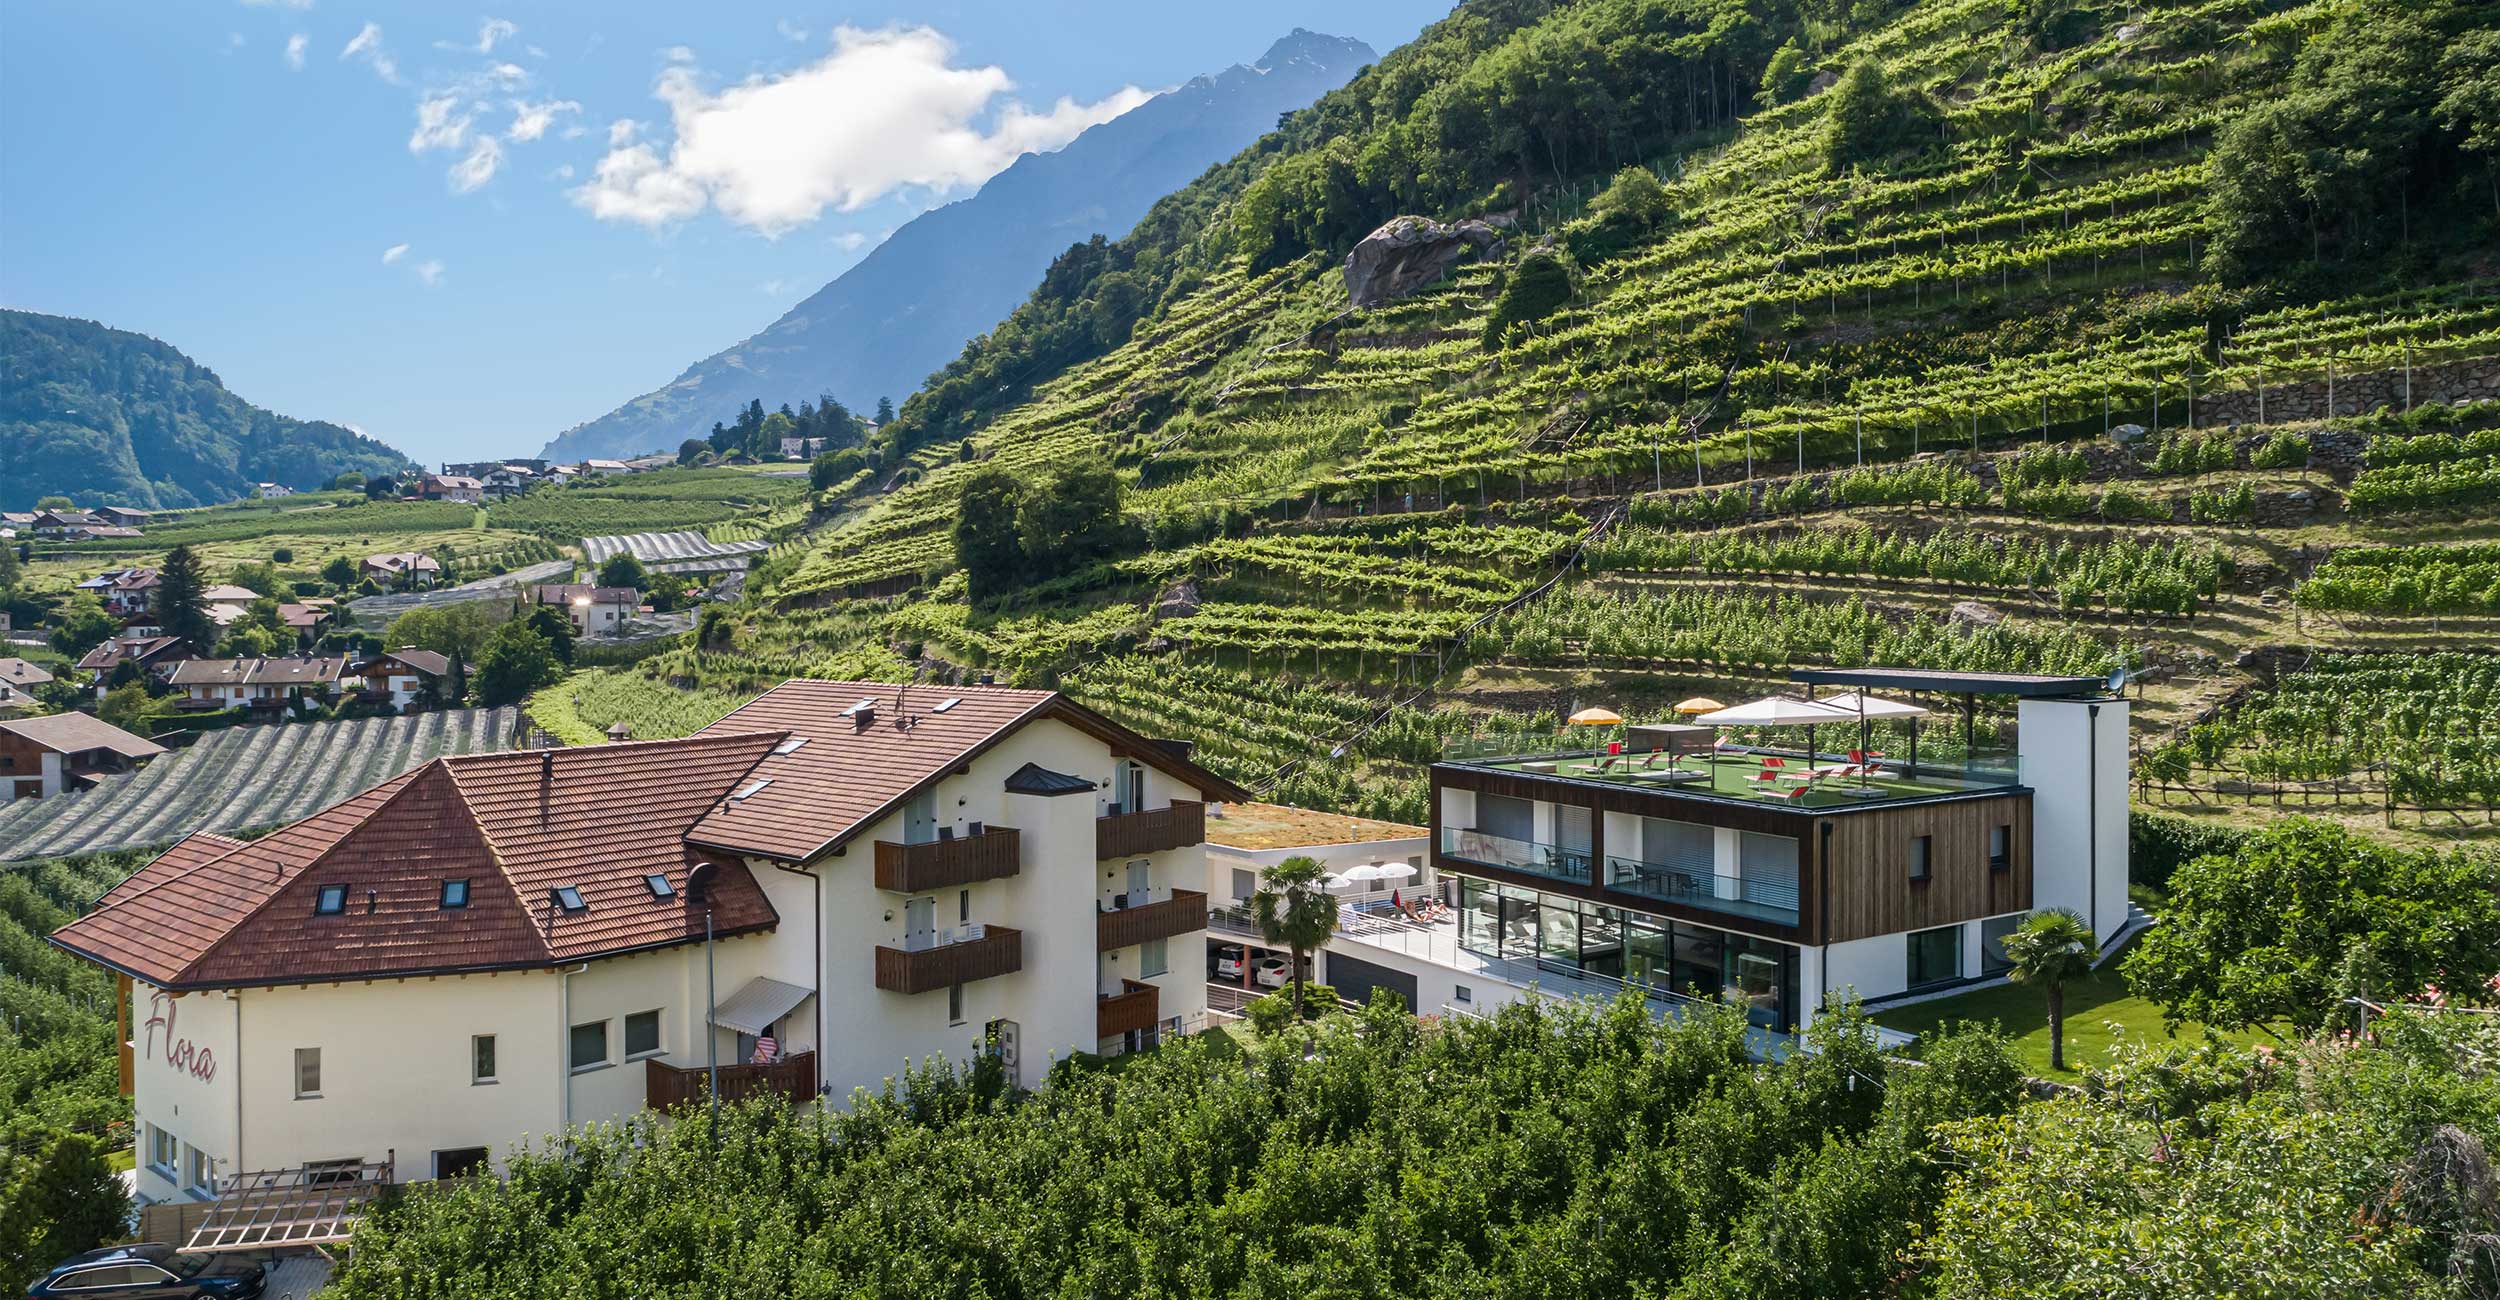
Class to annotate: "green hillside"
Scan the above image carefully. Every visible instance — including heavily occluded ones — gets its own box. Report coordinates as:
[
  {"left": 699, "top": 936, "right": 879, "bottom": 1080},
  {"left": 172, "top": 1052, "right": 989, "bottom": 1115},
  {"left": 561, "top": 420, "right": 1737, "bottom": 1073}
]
[
  {"left": 643, "top": 0, "right": 2500, "bottom": 844},
  {"left": 0, "top": 310, "right": 416, "bottom": 510}
]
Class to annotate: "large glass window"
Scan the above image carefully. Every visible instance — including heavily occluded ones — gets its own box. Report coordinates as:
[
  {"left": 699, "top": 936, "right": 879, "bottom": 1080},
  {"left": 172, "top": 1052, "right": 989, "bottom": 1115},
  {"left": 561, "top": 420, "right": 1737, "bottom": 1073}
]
[
  {"left": 1624, "top": 917, "right": 1672, "bottom": 990},
  {"left": 1979, "top": 915, "right": 2021, "bottom": 974},
  {"left": 1908, "top": 926, "right": 1963, "bottom": 988},
  {"left": 1460, "top": 878, "right": 1503, "bottom": 955},
  {"left": 1476, "top": 793, "right": 1533, "bottom": 842},
  {"left": 1737, "top": 832, "right": 1799, "bottom": 891},
  {"left": 1537, "top": 898, "right": 1580, "bottom": 967},
  {"left": 1579, "top": 906, "right": 1625, "bottom": 979},
  {"left": 1671, "top": 926, "right": 1725, "bottom": 1001}
]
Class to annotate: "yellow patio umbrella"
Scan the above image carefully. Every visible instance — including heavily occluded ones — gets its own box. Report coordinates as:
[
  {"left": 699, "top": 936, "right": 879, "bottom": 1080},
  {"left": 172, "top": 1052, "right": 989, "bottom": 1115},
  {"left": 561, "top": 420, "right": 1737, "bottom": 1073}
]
[
  {"left": 1567, "top": 707, "right": 1624, "bottom": 726},
  {"left": 1673, "top": 697, "right": 1726, "bottom": 715}
]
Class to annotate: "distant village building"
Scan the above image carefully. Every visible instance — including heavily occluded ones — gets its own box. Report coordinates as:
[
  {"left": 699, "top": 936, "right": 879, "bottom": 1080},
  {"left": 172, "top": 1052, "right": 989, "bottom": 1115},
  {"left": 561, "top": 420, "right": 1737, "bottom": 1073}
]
[
  {"left": 419, "top": 474, "right": 484, "bottom": 505},
  {"left": 166, "top": 656, "right": 348, "bottom": 713},
  {"left": 78, "top": 567, "right": 161, "bottom": 616},
  {"left": 32, "top": 510, "right": 99, "bottom": 539},
  {"left": 482, "top": 466, "right": 538, "bottom": 499},
  {"left": 254, "top": 483, "right": 295, "bottom": 498},
  {"left": 532, "top": 584, "right": 639, "bottom": 636},
  {"left": 361, "top": 552, "right": 442, "bottom": 589},
  {"left": 0, "top": 657, "right": 54, "bottom": 713},
  {"left": 93, "top": 506, "right": 152, "bottom": 527},
  {"left": 580, "top": 458, "right": 635, "bottom": 475},
  {"left": 779, "top": 436, "right": 830, "bottom": 459},
  {"left": 0, "top": 711, "right": 165, "bottom": 800},
  {"left": 355, "top": 648, "right": 453, "bottom": 710},
  {"left": 74, "top": 635, "right": 195, "bottom": 696}
]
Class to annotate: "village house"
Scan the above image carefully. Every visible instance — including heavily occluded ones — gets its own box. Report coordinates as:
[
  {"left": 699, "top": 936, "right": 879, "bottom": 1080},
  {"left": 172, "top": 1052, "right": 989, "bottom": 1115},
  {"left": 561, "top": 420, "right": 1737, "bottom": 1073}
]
[
  {"left": 93, "top": 506, "right": 152, "bottom": 527},
  {"left": 275, "top": 602, "right": 329, "bottom": 649},
  {"left": 481, "top": 466, "right": 537, "bottom": 500},
  {"left": 1, "top": 710, "right": 165, "bottom": 800},
  {"left": 779, "top": 436, "right": 829, "bottom": 460},
  {"left": 254, "top": 483, "right": 295, "bottom": 498},
  {"left": 354, "top": 647, "right": 453, "bottom": 709},
  {"left": 165, "top": 656, "right": 348, "bottom": 713},
  {"left": 75, "top": 635, "right": 195, "bottom": 697},
  {"left": 532, "top": 584, "right": 639, "bottom": 636},
  {"left": 52, "top": 680, "right": 1239, "bottom": 1203},
  {"left": 199, "top": 584, "right": 264, "bottom": 629},
  {"left": 419, "top": 474, "right": 485, "bottom": 505},
  {"left": 33, "top": 509, "right": 100, "bottom": 539},
  {"left": 361, "top": 552, "right": 442, "bottom": 589},
  {"left": 580, "top": 458, "right": 634, "bottom": 475},
  {"left": 0, "top": 657, "right": 55, "bottom": 714},
  {"left": 75, "top": 567, "right": 160, "bottom": 616}
]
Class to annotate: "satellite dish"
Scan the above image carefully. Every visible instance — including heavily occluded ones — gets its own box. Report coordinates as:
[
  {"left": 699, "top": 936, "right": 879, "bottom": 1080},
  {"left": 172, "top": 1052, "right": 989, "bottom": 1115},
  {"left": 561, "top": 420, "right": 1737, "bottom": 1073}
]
[{"left": 2105, "top": 666, "right": 2128, "bottom": 694}]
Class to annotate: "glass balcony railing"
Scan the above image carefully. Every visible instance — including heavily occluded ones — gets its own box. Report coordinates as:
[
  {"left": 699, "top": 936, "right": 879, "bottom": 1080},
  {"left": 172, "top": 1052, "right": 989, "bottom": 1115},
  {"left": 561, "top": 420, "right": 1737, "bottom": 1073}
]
[
  {"left": 1438, "top": 827, "right": 1590, "bottom": 885},
  {"left": 1605, "top": 856, "right": 1800, "bottom": 925}
]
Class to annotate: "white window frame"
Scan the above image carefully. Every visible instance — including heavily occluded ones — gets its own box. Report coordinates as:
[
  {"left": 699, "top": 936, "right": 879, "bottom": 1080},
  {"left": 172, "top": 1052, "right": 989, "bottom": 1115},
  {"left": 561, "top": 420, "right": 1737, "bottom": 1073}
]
[
  {"left": 624, "top": 1009, "right": 663, "bottom": 1060},
  {"left": 294, "top": 1046, "right": 322, "bottom": 1099},
  {"left": 1140, "top": 937, "right": 1169, "bottom": 979},
  {"left": 472, "top": 1033, "right": 498, "bottom": 1085}
]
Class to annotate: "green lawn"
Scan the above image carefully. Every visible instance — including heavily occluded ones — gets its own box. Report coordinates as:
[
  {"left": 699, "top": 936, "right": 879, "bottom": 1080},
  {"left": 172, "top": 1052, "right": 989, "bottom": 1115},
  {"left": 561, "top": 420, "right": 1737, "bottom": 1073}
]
[{"left": 1872, "top": 935, "right": 2270, "bottom": 1077}]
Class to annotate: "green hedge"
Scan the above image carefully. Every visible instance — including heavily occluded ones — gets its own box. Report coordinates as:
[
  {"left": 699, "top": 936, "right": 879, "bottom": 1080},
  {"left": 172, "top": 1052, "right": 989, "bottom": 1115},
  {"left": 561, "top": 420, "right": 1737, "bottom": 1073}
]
[{"left": 2129, "top": 809, "right": 2250, "bottom": 893}]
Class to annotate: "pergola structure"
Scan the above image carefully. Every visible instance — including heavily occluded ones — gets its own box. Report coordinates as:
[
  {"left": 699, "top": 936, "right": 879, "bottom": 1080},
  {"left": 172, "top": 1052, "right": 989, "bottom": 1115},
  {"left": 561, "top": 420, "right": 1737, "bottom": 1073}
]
[
  {"left": 181, "top": 1157, "right": 395, "bottom": 1254},
  {"left": 1789, "top": 667, "right": 2110, "bottom": 775}
]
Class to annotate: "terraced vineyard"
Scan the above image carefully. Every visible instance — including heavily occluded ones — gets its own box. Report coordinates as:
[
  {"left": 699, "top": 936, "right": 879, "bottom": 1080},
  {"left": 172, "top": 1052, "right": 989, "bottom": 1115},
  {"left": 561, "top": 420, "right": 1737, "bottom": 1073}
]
[
  {"left": 643, "top": 0, "right": 2495, "bottom": 850},
  {"left": 0, "top": 708, "right": 520, "bottom": 862}
]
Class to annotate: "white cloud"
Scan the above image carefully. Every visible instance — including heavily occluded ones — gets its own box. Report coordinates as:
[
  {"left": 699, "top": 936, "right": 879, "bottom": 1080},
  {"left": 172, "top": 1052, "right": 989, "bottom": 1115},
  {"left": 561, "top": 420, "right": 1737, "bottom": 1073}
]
[
  {"left": 340, "top": 22, "right": 399, "bottom": 83},
  {"left": 475, "top": 18, "right": 517, "bottom": 54},
  {"left": 663, "top": 45, "right": 696, "bottom": 64},
  {"left": 381, "top": 242, "right": 410, "bottom": 264},
  {"left": 775, "top": 20, "right": 809, "bottom": 43},
  {"left": 505, "top": 98, "right": 580, "bottom": 142},
  {"left": 241, "top": 0, "right": 315, "bottom": 9},
  {"left": 549, "top": 163, "right": 576, "bottom": 180},
  {"left": 485, "top": 61, "right": 528, "bottom": 87},
  {"left": 571, "top": 26, "right": 1151, "bottom": 235},
  {"left": 415, "top": 259, "right": 445, "bottom": 287},
  {"left": 606, "top": 118, "right": 639, "bottom": 147},
  {"left": 761, "top": 278, "right": 791, "bottom": 295},
  {"left": 449, "top": 136, "right": 503, "bottom": 192},
  {"left": 831, "top": 230, "right": 868, "bottom": 252},
  {"left": 285, "top": 33, "right": 307, "bottom": 69},
  {"left": 408, "top": 94, "right": 469, "bottom": 152}
]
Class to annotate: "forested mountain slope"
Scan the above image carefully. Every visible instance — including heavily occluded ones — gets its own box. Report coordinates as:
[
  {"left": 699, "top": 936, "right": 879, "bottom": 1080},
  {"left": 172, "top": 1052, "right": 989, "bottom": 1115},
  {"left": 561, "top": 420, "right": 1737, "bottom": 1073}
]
[
  {"left": 670, "top": 0, "right": 2496, "bottom": 840},
  {"left": 0, "top": 310, "right": 416, "bottom": 510},
  {"left": 541, "top": 30, "right": 1377, "bottom": 462}
]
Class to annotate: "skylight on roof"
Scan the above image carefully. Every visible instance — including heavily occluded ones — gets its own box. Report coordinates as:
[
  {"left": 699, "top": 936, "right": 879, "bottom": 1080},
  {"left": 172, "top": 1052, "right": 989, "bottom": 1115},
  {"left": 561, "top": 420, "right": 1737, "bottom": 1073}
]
[
  {"left": 553, "top": 886, "right": 586, "bottom": 912},
  {"left": 842, "top": 697, "right": 878, "bottom": 716},
  {"left": 932, "top": 697, "right": 961, "bottom": 713},
  {"left": 440, "top": 879, "right": 469, "bottom": 909},
  {"left": 733, "top": 778, "right": 773, "bottom": 800},
  {"left": 645, "top": 874, "right": 675, "bottom": 898},
  {"left": 315, "top": 883, "right": 347, "bottom": 915},
  {"left": 773, "top": 737, "right": 809, "bottom": 755}
]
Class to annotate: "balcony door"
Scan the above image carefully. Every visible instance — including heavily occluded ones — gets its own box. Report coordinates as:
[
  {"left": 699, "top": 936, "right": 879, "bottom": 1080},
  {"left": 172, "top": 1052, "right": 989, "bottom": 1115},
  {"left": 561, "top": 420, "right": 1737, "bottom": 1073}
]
[
  {"left": 1125, "top": 858, "right": 1152, "bottom": 905},
  {"left": 904, "top": 896, "right": 936, "bottom": 948},
  {"left": 1554, "top": 805, "right": 1593, "bottom": 875},
  {"left": 902, "top": 789, "right": 939, "bottom": 845},
  {"left": 1114, "top": 759, "right": 1146, "bottom": 814}
]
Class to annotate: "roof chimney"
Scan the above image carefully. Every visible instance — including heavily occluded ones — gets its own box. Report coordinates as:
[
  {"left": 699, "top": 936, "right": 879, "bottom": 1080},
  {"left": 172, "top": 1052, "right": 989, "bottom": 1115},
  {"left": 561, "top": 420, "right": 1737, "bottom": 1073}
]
[{"left": 539, "top": 748, "right": 553, "bottom": 824}]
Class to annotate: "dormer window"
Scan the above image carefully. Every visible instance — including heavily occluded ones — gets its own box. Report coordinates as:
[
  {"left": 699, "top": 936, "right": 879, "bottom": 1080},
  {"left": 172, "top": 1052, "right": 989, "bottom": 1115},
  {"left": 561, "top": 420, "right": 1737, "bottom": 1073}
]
[
  {"left": 644, "top": 874, "right": 674, "bottom": 899},
  {"left": 553, "top": 886, "right": 586, "bottom": 912},
  {"left": 315, "top": 883, "right": 348, "bottom": 915},
  {"left": 440, "top": 879, "right": 470, "bottom": 909}
]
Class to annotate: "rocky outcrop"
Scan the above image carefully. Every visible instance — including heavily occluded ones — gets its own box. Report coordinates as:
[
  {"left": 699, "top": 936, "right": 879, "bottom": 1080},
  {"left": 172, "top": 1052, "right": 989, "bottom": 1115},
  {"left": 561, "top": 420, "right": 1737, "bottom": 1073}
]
[
  {"left": 1151, "top": 579, "right": 1201, "bottom": 620},
  {"left": 1344, "top": 216, "right": 1505, "bottom": 309}
]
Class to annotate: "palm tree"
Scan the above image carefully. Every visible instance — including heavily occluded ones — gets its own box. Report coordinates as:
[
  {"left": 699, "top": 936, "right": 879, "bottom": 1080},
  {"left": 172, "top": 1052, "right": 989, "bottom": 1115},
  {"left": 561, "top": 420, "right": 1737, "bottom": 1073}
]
[
  {"left": 2002, "top": 908, "right": 2101, "bottom": 1072},
  {"left": 1250, "top": 854, "right": 1340, "bottom": 1021}
]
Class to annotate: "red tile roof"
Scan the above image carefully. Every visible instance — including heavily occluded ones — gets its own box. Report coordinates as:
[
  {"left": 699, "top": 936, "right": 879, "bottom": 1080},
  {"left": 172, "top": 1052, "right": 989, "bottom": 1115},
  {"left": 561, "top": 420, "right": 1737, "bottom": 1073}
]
[
  {"left": 74, "top": 635, "right": 189, "bottom": 673},
  {"left": 167, "top": 657, "right": 346, "bottom": 689},
  {"left": 687, "top": 679, "right": 1251, "bottom": 863},
  {"left": 52, "top": 733, "right": 786, "bottom": 989}
]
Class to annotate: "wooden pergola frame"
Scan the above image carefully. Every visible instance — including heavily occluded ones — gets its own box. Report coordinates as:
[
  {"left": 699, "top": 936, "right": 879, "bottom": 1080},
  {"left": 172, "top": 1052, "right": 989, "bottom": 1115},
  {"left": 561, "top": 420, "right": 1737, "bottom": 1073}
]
[{"left": 182, "top": 1155, "right": 394, "bottom": 1253}]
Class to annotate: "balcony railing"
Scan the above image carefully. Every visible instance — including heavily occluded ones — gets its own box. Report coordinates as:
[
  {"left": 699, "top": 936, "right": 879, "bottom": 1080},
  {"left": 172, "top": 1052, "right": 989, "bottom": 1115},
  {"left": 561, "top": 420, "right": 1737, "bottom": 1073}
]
[
  {"left": 1096, "top": 800, "right": 1205, "bottom": 859},
  {"left": 1605, "top": 855, "right": 1801, "bottom": 925},
  {"left": 645, "top": 1051, "right": 817, "bottom": 1110},
  {"left": 874, "top": 925, "right": 1024, "bottom": 995},
  {"left": 874, "top": 827, "right": 1022, "bottom": 893},
  {"left": 1438, "top": 827, "right": 1591, "bottom": 885},
  {"left": 1096, "top": 979, "right": 1160, "bottom": 1039},
  {"left": 1097, "top": 888, "right": 1208, "bottom": 950}
]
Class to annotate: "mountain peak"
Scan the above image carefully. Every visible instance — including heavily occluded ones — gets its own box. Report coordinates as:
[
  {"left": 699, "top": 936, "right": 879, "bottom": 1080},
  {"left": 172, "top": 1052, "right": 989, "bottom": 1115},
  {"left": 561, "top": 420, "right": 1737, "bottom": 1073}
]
[{"left": 1255, "top": 29, "right": 1374, "bottom": 73}]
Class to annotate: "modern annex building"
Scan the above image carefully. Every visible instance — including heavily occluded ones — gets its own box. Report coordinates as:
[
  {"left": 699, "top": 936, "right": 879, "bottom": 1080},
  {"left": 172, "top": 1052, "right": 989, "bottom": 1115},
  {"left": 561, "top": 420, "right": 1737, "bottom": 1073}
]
[{"left": 52, "top": 680, "right": 1243, "bottom": 1207}]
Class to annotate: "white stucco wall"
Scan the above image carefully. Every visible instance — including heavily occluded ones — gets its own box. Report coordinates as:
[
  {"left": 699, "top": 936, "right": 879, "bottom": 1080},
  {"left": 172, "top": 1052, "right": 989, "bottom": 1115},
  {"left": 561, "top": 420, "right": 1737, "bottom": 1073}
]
[
  {"left": 131, "top": 986, "right": 240, "bottom": 1202},
  {"left": 2018, "top": 697, "right": 2130, "bottom": 945}
]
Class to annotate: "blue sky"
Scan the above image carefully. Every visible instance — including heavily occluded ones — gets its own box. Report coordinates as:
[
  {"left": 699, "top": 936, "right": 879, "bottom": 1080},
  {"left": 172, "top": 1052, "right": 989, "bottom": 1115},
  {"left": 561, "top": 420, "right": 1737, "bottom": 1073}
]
[{"left": 1, "top": 2, "right": 1445, "bottom": 465}]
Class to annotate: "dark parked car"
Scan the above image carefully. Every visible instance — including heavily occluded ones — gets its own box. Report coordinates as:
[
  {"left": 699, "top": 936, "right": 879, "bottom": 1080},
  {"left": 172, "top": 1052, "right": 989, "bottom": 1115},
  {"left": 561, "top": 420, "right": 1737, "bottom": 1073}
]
[{"left": 25, "top": 1243, "right": 264, "bottom": 1298}]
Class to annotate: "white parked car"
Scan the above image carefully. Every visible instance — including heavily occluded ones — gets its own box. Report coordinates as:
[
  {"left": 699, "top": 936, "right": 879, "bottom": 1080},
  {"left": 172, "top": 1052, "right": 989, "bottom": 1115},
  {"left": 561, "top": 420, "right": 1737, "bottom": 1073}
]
[
  {"left": 1211, "top": 944, "right": 1247, "bottom": 980},
  {"left": 1253, "top": 956, "right": 1292, "bottom": 989}
]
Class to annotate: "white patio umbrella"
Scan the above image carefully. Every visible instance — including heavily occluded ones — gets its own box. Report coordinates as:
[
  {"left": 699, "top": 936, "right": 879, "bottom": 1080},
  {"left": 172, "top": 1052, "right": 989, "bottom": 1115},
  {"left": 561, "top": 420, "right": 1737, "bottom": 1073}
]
[
  {"left": 1693, "top": 695, "right": 1857, "bottom": 766},
  {"left": 1339, "top": 863, "right": 1393, "bottom": 885},
  {"left": 1323, "top": 872, "right": 1363, "bottom": 893},
  {"left": 1819, "top": 690, "right": 1931, "bottom": 783},
  {"left": 1368, "top": 861, "right": 1418, "bottom": 882}
]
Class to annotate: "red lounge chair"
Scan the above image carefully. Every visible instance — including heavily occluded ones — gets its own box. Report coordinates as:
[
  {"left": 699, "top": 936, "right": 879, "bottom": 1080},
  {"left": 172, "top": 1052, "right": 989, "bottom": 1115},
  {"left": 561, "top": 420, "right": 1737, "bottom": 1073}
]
[
  {"left": 1779, "top": 784, "right": 1813, "bottom": 802},
  {"left": 1761, "top": 757, "right": 1785, "bottom": 769}
]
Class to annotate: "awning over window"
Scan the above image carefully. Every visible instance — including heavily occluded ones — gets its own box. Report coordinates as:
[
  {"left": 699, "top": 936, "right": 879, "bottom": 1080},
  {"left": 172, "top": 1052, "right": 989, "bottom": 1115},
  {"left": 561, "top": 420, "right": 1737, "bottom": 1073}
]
[{"left": 710, "top": 975, "right": 813, "bottom": 1036}]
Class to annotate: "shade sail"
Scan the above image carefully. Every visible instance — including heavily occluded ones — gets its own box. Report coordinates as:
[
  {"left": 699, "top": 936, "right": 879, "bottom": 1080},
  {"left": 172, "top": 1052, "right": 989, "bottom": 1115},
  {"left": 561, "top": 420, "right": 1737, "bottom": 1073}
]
[
  {"left": 1818, "top": 690, "right": 1931, "bottom": 719},
  {"left": 1693, "top": 696, "right": 1858, "bottom": 726},
  {"left": 1672, "top": 697, "right": 1727, "bottom": 715},
  {"left": 710, "top": 975, "right": 814, "bottom": 1036},
  {"left": 1566, "top": 707, "right": 1624, "bottom": 725}
]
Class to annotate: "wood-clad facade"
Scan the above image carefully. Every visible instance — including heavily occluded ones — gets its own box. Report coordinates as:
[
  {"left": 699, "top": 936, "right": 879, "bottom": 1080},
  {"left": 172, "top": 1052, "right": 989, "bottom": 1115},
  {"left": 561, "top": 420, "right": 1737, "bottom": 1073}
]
[{"left": 1430, "top": 763, "right": 2034, "bottom": 948}]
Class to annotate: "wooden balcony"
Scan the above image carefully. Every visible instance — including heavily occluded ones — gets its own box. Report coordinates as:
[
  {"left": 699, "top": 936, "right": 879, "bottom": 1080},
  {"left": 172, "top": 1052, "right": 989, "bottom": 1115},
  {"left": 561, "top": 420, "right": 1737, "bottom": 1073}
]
[
  {"left": 1096, "top": 800, "right": 1206, "bottom": 860},
  {"left": 1097, "top": 979, "right": 1160, "bottom": 1040},
  {"left": 1097, "top": 889, "right": 1208, "bottom": 951},
  {"left": 645, "top": 1051, "right": 817, "bottom": 1110},
  {"left": 873, "top": 926, "right": 1024, "bottom": 996},
  {"left": 874, "top": 827, "right": 1022, "bottom": 893}
]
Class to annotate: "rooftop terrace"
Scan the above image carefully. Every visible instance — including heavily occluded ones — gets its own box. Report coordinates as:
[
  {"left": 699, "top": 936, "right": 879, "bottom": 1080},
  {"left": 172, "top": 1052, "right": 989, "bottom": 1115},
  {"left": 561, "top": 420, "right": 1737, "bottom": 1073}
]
[{"left": 1443, "top": 746, "right": 2020, "bottom": 810}]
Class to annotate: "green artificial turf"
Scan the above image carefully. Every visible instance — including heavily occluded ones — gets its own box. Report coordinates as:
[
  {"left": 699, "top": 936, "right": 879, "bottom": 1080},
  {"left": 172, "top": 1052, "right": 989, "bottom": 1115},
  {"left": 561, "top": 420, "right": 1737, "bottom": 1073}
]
[{"left": 1871, "top": 934, "right": 2271, "bottom": 1076}]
